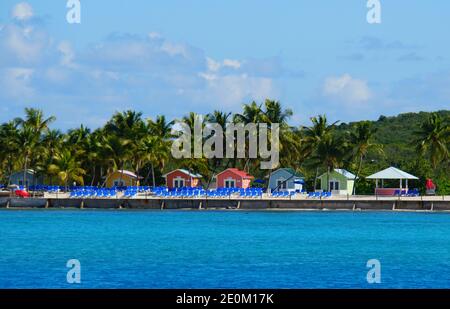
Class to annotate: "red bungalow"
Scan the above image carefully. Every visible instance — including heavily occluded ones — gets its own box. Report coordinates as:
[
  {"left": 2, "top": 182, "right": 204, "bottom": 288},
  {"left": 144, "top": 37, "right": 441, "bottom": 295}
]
[
  {"left": 216, "top": 168, "right": 254, "bottom": 189},
  {"left": 163, "top": 169, "right": 203, "bottom": 189}
]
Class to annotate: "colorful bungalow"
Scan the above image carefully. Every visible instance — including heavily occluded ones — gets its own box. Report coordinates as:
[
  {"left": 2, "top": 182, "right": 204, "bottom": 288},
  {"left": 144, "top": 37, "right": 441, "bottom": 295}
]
[
  {"left": 163, "top": 169, "right": 203, "bottom": 189},
  {"left": 216, "top": 168, "right": 254, "bottom": 189},
  {"left": 318, "top": 169, "right": 356, "bottom": 195},
  {"left": 268, "top": 168, "right": 305, "bottom": 192},
  {"left": 9, "top": 169, "right": 44, "bottom": 187},
  {"left": 105, "top": 170, "right": 141, "bottom": 188}
]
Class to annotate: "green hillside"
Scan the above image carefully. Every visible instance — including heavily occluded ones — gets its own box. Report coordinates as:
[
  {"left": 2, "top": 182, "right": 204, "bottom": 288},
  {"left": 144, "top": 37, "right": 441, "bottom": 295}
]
[{"left": 335, "top": 110, "right": 450, "bottom": 194}]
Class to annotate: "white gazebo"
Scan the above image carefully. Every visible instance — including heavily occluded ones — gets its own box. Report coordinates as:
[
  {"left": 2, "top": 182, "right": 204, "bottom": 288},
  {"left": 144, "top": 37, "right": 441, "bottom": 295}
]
[{"left": 366, "top": 166, "right": 418, "bottom": 196}]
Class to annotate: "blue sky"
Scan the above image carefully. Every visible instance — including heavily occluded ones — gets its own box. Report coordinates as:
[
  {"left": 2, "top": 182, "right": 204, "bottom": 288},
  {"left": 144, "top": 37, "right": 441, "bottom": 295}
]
[{"left": 0, "top": 0, "right": 449, "bottom": 129}]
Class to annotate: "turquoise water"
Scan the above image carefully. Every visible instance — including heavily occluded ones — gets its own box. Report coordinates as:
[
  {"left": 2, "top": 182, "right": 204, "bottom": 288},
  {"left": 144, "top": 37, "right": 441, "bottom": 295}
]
[{"left": 0, "top": 210, "right": 450, "bottom": 288}]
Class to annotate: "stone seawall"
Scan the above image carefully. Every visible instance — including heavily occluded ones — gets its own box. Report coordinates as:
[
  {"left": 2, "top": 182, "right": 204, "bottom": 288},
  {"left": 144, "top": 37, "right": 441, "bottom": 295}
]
[{"left": 1, "top": 197, "right": 450, "bottom": 211}]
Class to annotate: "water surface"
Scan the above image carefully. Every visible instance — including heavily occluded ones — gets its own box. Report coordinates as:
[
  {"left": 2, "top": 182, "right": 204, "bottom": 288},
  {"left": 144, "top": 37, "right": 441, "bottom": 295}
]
[{"left": 0, "top": 210, "right": 449, "bottom": 288}]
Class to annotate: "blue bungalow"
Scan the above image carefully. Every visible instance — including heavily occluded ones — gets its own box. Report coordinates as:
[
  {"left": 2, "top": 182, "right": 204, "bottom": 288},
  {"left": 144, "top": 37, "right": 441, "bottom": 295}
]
[
  {"left": 268, "top": 168, "right": 305, "bottom": 193},
  {"left": 9, "top": 169, "right": 44, "bottom": 187}
]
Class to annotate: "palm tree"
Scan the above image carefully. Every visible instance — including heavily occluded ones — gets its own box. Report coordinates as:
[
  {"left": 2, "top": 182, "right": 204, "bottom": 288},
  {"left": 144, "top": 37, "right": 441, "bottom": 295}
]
[
  {"left": 15, "top": 108, "right": 56, "bottom": 135},
  {"left": 15, "top": 108, "right": 55, "bottom": 189},
  {"left": 105, "top": 110, "right": 145, "bottom": 140},
  {"left": 98, "top": 135, "right": 131, "bottom": 186},
  {"left": 205, "top": 111, "right": 232, "bottom": 187},
  {"left": 138, "top": 136, "right": 170, "bottom": 187},
  {"left": 260, "top": 99, "right": 295, "bottom": 185},
  {"left": 301, "top": 115, "right": 339, "bottom": 190},
  {"left": 148, "top": 115, "right": 175, "bottom": 139},
  {"left": 314, "top": 134, "right": 347, "bottom": 192},
  {"left": 16, "top": 126, "right": 37, "bottom": 188},
  {"left": 234, "top": 102, "right": 265, "bottom": 171},
  {"left": 349, "top": 121, "right": 383, "bottom": 195},
  {"left": 0, "top": 121, "right": 20, "bottom": 184},
  {"left": 104, "top": 111, "right": 146, "bottom": 184},
  {"left": 48, "top": 149, "right": 86, "bottom": 190},
  {"left": 67, "top": 125, "right": 91, "bottom": 149},
  {"left": 234, "top": 101, "right": 264, "bottom": 124},
  {"left": 262, "top": 99, "right": 293, "bottom": 126},
  {"left": 42, "top": 129, "right": 64, "bottom": 185},
  {"left": 414, "top": 113, "right": 449, "bottom": 169}
]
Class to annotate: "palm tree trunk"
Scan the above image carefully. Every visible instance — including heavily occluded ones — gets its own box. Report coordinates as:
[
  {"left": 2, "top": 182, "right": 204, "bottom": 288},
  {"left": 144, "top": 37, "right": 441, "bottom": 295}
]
[
  {"left": 119, "top": 163, "right": 124, "bottom": 187},
  {"left": 7, "top": 154, "right": 13, "bottom": 186},
  {"left": 326, "top": 166, "right": 330, "bottom": 192},
  {"left": 143, "top": 167, "right": 152, "bottom": 186},
  {"left": 100, "top": 166, "right": 107, "bottom": 187},
  {"left": 90, "top": 166, "right": 96, "bottom": 186},
  {"left": 243, "top": 158, "right": 250, "bottom": 172},
  {"left": 23, "top": 155, "right": 28, "bottom": 190},
  {"left": 33, "top": 173, "right": 37, "bottom": 197},
  {"left": 313, "top": 167, "right": 319, "bottom": 190},
  {"left": 151, "top": 163, "right": 156, "bottom": 187},
  {"left": 135, "top": 162, "right": 140, "bottom": 187},
  {"left": 353, "top": 154, "right": 363, "bottom": 195}
]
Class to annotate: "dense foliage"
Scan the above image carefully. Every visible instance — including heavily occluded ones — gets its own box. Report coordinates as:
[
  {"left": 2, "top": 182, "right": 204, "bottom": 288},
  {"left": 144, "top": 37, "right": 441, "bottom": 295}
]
[{"left": 0, "top": 102, "right": 448, "bottom": 194}]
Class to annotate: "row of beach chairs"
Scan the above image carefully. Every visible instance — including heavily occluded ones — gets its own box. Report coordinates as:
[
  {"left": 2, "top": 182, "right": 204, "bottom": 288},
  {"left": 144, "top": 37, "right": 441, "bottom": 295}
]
[
  {"left": 394, "top": 189, "right": 420, "bottom": 197},
  {"left": 70, "top": 189, "right": 117, "bottom": 198},
  {"left": 307, "top": 192, "right": 332, "bottom": 199},
  {"left": 152, "top": 187, "right": 265, "bottom": 198},
  {"left": 271, "top": 191, "right": 296, "bottom": 198}
]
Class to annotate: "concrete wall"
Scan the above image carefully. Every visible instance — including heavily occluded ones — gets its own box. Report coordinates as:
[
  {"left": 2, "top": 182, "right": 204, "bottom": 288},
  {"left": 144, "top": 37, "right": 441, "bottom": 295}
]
[
  {"left": 0, "top": 197, "right": 8, "bottom": 207},
  {"left": 1, "top": 197, "right": 450, "bottom": 211}
]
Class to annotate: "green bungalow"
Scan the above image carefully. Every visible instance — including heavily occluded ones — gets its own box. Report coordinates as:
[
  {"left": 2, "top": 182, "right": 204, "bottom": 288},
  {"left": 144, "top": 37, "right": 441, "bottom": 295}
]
[{"left": 318, "top": 169, "right": 356, "bottom": 195}]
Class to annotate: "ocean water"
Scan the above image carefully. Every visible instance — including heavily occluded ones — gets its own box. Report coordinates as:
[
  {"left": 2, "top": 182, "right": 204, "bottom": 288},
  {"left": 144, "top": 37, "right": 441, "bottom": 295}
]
[{"left": 0, "top": 209, "right": 449, "bottom": 289}]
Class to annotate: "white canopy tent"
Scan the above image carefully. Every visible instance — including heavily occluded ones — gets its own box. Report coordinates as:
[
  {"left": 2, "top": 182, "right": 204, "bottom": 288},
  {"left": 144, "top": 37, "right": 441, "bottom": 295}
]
[{"left": 367, "top": 166, "right": 418, "bottom": 190}]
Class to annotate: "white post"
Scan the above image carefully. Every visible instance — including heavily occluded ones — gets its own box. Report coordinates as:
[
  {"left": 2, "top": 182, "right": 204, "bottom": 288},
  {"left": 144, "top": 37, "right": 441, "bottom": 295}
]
[
  {"left": 406, "top": 179, "right": 408, "bottom": 190},
  {"left": 399, "top": 179, "right": 402, "bottom": 189}
]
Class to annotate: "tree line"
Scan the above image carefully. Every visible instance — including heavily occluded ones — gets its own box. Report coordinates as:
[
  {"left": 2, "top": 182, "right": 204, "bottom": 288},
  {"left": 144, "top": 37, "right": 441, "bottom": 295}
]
[{"left": 0, "top": 100, "right": 448, "bottom": 193}]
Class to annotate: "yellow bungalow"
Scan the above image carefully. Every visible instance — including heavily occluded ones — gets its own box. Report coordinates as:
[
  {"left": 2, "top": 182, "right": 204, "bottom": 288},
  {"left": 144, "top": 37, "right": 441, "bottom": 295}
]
[{"left": 105, "top": 170, "right": 140, "bottom": 187}]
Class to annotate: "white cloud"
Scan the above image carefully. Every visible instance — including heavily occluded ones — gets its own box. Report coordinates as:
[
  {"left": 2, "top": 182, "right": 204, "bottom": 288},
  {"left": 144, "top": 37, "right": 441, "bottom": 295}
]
[
  {"left": 148, "top": 32, "right": 162, "bottom": 40},
  {"left": 0, "top": 67, "right": 34, "bottom": 98},
  {"left": 161, "top": 41, "right": 188, "bottom": 57},
  {"left": 58, "top": 41, "right": 77, "bottom": 68},
  {"left": 223, "top": 59, "right": 241, "bottom": 69},
  {"left": 0, "top": 23, "right": 50, "bottom": 63},
  {"left": 12, "top": 2, "right": 34, "bottom": 21},
  {"left": 205, "top": 57, "right": 241, "bottom": 72},
  {"left": 0, "top": 5, "right": 280, "bottom": 128},
  {"left": 206, "top": 58, "right": 222, "bottom": 72},
  {"left": 199, "top": 73, "right": 276, "bottom": 108},
  {"left": 323, "top": 74, "right": 371, "bottom": 104}
]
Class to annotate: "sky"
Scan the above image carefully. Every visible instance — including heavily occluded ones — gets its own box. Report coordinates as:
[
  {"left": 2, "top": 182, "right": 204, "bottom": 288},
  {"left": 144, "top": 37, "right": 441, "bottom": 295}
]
[{"left": 0, "top": 0, "right": 449, "bottom": 129}]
